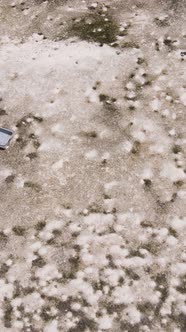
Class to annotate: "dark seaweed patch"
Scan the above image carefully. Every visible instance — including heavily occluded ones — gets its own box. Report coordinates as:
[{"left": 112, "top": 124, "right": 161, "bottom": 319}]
[
  {"left": 0, "top": 232, "right": 8, "bottom": 247},
  {"left": 35, "top": 220, "right": 46, "bottom": 231},
  {"left": 12, "top": 225, "right": 26, "bottom": 236},
  {"left": 5, "top": 175, "right": 15, "bottom": 184},
  {"left": 0, "top": 109, "right": 7, "bottom": 116},
  {"left": 69, "top": 13, "right": 119, "bottom": 44},
  {"left": 24, "top": 181, "right": 41, "bottom": 192}
]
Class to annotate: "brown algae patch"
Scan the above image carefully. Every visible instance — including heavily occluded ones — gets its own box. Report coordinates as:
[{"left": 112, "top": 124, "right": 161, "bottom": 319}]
[
  {"left": 68, "top": 13, "right": 119, "bottom": 44},
  {"left": 12, "top": 226, "right": 26, "bottom": 236}
]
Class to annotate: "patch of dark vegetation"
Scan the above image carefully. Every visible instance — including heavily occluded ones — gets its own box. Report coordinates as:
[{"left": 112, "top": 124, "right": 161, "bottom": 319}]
[
  {"left": 62, "top": 254, "right": 80, "bottom": 281},
  {"left": 40, "top": 305, "right": 57, "bottom": 322},
  {"left": 148, "top": 273, "right": 169, "bottom": 318},
  {"left": 104, "top": 193, "right": 111, "bottom": 199},
  {"left": 0, "top": 263, "right": 9, "bottom": 277},
  {"left": 118, "top": 30, "right": 128, "bottom": 37},
  {"left": 33, "top": 115, "right": 43, "bottom": 122},
  {"left": 137, "top": 57, "right": 145, "bottom": 64},
  {"left": 68, "top": 13, "right": 119, "bottom": 44},
  {"left": 137, "top": 301, "right": 154, "bottom": 314},
  {"left": 170, "top": 192, "right": 177, "bottom": 203},
  {"left": 99, "top": 94, "right": 117, "bottom": 114},
  {"left": 107, "top": 302, "right": 125, "bottom": 314},
  {"left": 176, "top": 275, "right": 186, "bottom": 294},
  {"left": 143, "top": 179, "right": 152, "bottom": 189},
  {"left": 71, "top": 231, "right": 80, "bottom": 239},
  {"left": 172, "top": 145, "right": 182, "bottom": 154},
  {"left": 57, "top": 298, "right": 72, "bottom": 313},
  {"left": 93, "top": 279, "right": 108, "bottom": 292},
  {"left": 118, "top": 276, "right": 124, "bottom": 285},
  {"left": 63, "top": 202, "right": 71, "bottom": 209},
  {"left": 155, "top": 41, "right": 160, "bottom": 51},
  {"left": 127, "top": 249, "right": 144, "bottom": 258},
  {"left": 121, "top": 42, "right": 140, "bottom": 49},
  {"left": 3, "top": 300, "right": 13, "bottom": 328},
  {"left": 16, "top": 115, "right": 32, "bottom": 129},
  {"left": 16, "top": 136, "right": 27, "bottom": 148},
  {"left": 101, "top": 158, "right": 107, "bottom": 166},
  {"left": 163, "top": 38, "right": 172, "bottom": 46},
  {"left": 154, "top": 16, "right": 170, "bottom": 27},
  {"left": 32, "top": 255, "right": 46, "bottom": 268},
  {"left": 170, "top": 0, "right": 185, "bottom": 9},
  {"left": 0, "top": 108, "right": 7, "bottom": 116},
  {"left": 106, "top": 254, "right": 117, "bottom": 269},
  {"left": 27, "top": 152, "right": 38, "bottom": 159},
  {"left": 13, "top": 281, "right": 35, "bottom": 298},
  {"left": 155, "top": 273, "right": 169, "bottom": 303},
  {"left": 12, "top": 225, "right": 26, "bottom": 236},
  {"left": 156, "top": 199, "right": 168, "bottom": 212},
  {"left": 131, "top": 141, "right": 141, "bottom": 154},
  {"left": 144, "top": 80, "right": 152, "bottom": 86},
  {"left": 169, "top": 227, "right": 177, "bottom": 237},
  {"left": 46, "top": 238, "right": 56, "bottom": 246},
  {"left": 141, "top": 241, "right": 160, "bottom": 255},
  {"left": 24, "top": 181, "right": 41, "bottom": 192},
  {"left": 172, "top": 312, "right": 186, "bottom": 332},
  {"left": 99, "top": 94, "right": 116, "bottom": 103},
  {"left": 129, "top": 105, "right": 135, "bottom": 110},
  {"left": 52, "top": 229, "right": 61, "bottom": 237},
  {"left": 0, "top": 232, "right": 8, "bottom": 247},
  {"left": 137, "top": 302, "right": 153, "bottom": 328},
  {"left": 99, "top": 94, "right": 108, "bottom": 102},
  {"left": 125, "top": 268, "right": 140, "bottom": 280},
  {"left": 34, "top": 0, "right": 62, "bottom": 4},
  {"left": 137, "top": 302, "right": 154, "bottom": 315},
  {"left": 174, "top": 180, "right": 184, "bottom": 187},
  {"left": 16, "top": 114, "right": 41, "bottom": 149},
  {"left": 68, "top": 255, "right": 80, "bottom": 270},
  {"left": 35, "top": 220, "right": 46, "bottom": 231},
  {"left": 5, "top": 175, "right": 15, "bottom": 184},
  {"left": 120, "top": 321, "right": 140, "bottom": 332},
  {"left": 22, "top": 286, "right": 35, "bottom": 295},
  {"left": 28, "top": 133, "right": 40, "bottom": 149},
  {"left": 92, "top": 81, "right": 101, "bottom": 90},
  {"left": 68, "top": 315, "right": 97, "bottom": 332},
  {"left": 88, "top": 203, "right": 103, "bottom": 213},
  {"left": 13, "top": 281, "right": 21, "bottom": 298},
  {"left": 163, "top": 37, "right": 177, "bottom": 51},
  {"left": 129, "top": 73, "right": 135, "bottom": 79},
  {"left": 141, "top": 220, "right": 152, "bottom": 228},
  {"left": 125, "top": 96, "right": 137, "bottom": 103},
  {"left": 80, "top": 130, "right": 97, "bottom": 138},
  {"left": 134, "top": 82, "right": 143, "bottom": 92},
  {"left": 34, "top": 0, "right": 48, "bottom": 3}
]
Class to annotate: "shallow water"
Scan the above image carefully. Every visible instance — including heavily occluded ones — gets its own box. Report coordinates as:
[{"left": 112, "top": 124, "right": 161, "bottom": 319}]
[{"left": 0, "top": 1, "right": 186, "bottom": 331}]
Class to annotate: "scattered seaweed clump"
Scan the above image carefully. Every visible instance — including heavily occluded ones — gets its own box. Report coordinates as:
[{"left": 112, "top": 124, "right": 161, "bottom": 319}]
[{"left": 69, "top": 13, "right": 119, "bottom": 44}]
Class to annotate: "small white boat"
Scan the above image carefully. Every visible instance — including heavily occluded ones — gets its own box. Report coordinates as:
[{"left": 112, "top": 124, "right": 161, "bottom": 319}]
[{"left": 0, "top": 128, "right": 13, "bottom": 149}]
